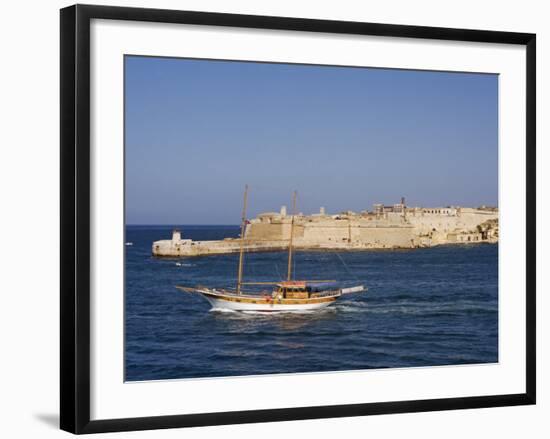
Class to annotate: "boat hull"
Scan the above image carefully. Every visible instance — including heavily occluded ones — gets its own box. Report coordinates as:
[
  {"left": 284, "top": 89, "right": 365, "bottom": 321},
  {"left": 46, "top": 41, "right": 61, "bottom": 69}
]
[
  {"left": 176, "top": 285, "right": 365, "bottom": 312},
  {"left": 205, "top": 295, "right": 336, "bottom": 312},
  {"left": 199, "top": 289, "right": 337, "bottom": 312}
]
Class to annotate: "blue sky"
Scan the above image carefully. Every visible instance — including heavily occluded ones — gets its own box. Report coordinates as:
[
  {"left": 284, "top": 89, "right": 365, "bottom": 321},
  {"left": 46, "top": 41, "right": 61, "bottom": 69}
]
[{"left": 125, "top": 56, "right": 498, "bottom": 225}]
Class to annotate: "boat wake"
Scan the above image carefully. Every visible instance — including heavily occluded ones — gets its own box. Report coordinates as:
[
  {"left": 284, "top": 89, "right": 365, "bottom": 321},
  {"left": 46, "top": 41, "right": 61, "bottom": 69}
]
[{"left": 332, "top": 304, "right": 364, "bottom": 313}]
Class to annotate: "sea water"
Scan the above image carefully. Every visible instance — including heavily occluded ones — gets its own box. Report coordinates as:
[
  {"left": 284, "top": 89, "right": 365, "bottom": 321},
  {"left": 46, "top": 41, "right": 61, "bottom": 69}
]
[{"left": 125, "top": 225, "right": 498, "bottom": 381}]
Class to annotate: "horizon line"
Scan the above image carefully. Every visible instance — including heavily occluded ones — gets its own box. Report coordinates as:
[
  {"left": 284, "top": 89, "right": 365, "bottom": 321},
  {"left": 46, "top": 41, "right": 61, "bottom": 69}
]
[{"left": 126, "top": 224, "right": 240, "bottom": 226}]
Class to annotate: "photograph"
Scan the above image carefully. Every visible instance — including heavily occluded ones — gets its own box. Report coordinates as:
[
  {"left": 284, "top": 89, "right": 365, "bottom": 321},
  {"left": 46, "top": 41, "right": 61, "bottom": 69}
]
[{"left": 124, "top": 55, "right": 499, "bottom": 382}]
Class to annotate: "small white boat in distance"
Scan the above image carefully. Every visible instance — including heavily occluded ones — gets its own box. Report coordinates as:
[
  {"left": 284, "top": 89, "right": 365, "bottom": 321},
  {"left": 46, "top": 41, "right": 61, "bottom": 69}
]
[{"left": 176, "top": 186, "right": 366, "bottom": 312}]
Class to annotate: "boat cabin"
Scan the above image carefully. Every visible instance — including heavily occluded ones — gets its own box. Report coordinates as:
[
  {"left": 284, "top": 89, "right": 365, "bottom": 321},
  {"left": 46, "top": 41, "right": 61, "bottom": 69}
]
[
  {"left": 274, "top": 281, "right": 309, "bottom": 299},
  {"left": 273, "top": 281, "right": 339, "bottom": 299}
]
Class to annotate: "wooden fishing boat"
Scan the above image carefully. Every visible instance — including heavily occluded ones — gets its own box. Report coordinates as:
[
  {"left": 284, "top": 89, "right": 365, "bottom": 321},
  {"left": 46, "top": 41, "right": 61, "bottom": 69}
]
[{"left": 176, "top": 186, "right": 366, "bottom": 312}]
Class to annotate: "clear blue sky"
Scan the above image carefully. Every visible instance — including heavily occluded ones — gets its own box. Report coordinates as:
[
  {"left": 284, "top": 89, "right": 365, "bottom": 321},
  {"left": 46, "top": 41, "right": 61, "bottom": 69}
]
[{"left": 125, "top": 56, "right": 498, "bottom": 225}]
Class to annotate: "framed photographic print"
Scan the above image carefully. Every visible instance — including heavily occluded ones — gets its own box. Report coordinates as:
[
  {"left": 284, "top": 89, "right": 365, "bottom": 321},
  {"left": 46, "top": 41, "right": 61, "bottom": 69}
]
[{"left": 60, "top": 4, "right": 536, "bottom": 434}]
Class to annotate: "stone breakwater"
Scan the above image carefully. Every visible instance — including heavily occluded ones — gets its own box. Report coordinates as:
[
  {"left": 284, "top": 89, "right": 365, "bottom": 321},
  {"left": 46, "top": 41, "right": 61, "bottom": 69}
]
[{"left": 152, "top": 203, "right": 498, "bottom": 257}]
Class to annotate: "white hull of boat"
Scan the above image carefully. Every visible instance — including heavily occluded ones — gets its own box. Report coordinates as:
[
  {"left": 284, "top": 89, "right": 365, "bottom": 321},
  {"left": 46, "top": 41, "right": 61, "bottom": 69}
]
[
  {"left": 176, "top": 285, "right": 365, "bottom": 312},
  {"left": 204, "top": 295, "right": 335, "bottom": 312}
]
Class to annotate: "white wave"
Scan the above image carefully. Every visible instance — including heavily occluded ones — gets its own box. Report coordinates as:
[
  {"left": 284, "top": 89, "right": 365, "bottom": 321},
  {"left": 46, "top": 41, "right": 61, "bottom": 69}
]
[
  {"left": 333, "top": 305, "right": 364, "bottom": 313},
  {"left": 209, "top": 307, "right": 238, "bottom": 313}
]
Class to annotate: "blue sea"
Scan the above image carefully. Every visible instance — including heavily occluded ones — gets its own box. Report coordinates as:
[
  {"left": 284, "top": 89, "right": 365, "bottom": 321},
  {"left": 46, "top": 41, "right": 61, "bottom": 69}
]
[{"left": 125, "top": 225, "right": 498, "bottom": 381}]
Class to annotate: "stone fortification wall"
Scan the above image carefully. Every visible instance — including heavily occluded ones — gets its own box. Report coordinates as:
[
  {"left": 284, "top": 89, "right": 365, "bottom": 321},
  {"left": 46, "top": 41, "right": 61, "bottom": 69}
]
[
  {"left": 293, "top": 220, "right": 416, "bottom": 249},
  {"left": 405, "top": 209, "right": 498, "bottom": 234},
  {"left": 152, "top": 236, "right": 289, "bottom": 257},
  {"left": 152, "top": 205, "right": 499, "bottom": 257},
  {"left": 243, "top": 208, "right": 497, "bottom": 247},
  {"left": 245, "top": 222, "right": 287, "bottom": 240}
]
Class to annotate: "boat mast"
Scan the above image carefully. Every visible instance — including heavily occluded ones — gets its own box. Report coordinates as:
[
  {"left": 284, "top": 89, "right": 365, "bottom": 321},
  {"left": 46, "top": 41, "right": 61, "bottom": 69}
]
[
  {"left": 287, "top": 190, "right": 297, "bottom": 281},
  {"left": 236, "top": 184, "right": 248, "bottom": 294}
]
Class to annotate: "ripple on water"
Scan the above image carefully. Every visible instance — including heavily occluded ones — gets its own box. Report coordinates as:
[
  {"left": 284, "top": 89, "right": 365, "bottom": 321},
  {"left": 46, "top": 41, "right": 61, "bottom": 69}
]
[{"left": 125, "top": 226, "right": 498, "bottom": 381}]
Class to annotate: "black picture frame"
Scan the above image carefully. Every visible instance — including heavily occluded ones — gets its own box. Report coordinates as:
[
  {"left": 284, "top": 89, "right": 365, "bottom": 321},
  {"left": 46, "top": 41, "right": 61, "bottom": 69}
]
[{"left": 60, "top": 4, "right": 536, "bottom": 434}]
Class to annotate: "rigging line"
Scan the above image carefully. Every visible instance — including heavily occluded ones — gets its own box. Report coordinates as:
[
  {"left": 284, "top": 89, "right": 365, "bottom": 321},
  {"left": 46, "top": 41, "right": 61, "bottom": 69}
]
[
  {"left": 335, "top": 252, "right": 359, "bottom": 283},
  {"left": 236, "top": 184, "right": 248, "bottom": 294}
]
